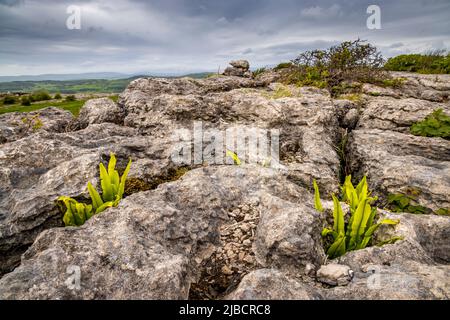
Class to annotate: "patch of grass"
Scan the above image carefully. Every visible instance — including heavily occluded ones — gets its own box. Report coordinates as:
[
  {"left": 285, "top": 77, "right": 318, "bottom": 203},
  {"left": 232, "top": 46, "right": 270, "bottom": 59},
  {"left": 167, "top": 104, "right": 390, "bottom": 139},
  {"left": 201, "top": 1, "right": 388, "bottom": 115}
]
[
  {"left": 206, "top": 73, "right": 225, "bottom": 79},
  {"left": 331, "top": 82, "right": 363, "bottom": 97},
  {"left": 338, "top": 93, "right": 363, "bottom": 103},
  {"left": 436, "top": 208, "right": 450, "bottom": 216},
  {"left": 271, "top": 84, "right": 293, "bottom": 99},
  {"left": 0, "top": 78, "right": 135, "bottom": 94},
  {"left": 381, "top": 77, "right": 406, "bottom": 88},
  {"left": 109, "top": 95, "right": 119, "bottom": 103},
  {"left": 0, "top": 99, "right": 86, "bottom": 116},
  {"left": 410, "top": 108, "right": 450, "bottom": 139},
  {"left": 263, "top": 84, "right": 295, "bottom": 99},
  {"left": 252, "top": 67, "right": 266, "bottom": 77}
]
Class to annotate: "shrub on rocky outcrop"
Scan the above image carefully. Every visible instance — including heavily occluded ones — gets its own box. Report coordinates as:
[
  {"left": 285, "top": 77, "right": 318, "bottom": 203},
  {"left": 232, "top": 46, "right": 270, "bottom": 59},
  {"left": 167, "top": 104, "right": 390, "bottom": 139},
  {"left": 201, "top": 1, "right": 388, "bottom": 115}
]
[
  {"left": 283, "top": 39, "right": 387, "bottom": 96},
  {"left": 274, "top": 62, "right": 293, "bottom": 70}
]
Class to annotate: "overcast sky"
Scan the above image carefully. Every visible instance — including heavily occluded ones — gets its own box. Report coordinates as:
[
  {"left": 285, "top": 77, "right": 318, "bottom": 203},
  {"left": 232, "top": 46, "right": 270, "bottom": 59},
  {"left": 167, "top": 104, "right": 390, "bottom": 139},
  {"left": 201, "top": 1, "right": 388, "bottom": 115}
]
[{"left": 1, "top": 0, "right": 449, "bottom": 76}]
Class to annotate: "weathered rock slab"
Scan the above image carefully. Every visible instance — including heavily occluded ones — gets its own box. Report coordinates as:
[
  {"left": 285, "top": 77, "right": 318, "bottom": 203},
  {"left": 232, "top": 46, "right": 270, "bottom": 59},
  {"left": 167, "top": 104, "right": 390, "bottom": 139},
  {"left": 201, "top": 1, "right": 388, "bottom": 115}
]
[
  {"left": 75, "top": 98, "right": 124, "bottom": 129},
  {"left": 0, "top": 107, "right": 73, "bottom": 144},
  {"left": 348, "top": 129, "right": 450, "bottom": 212},
  {"left": 0, "top": 166, "right": 324, "bottom": 299},
  {"left": 226, "top": 269, "right": 323, "bottom": 300}
]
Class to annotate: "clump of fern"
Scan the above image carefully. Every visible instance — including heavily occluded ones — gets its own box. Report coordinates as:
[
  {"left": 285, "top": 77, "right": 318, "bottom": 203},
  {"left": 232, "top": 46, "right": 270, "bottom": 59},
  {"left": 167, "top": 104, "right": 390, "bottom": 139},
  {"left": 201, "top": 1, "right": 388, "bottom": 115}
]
[
  {"left": 58, "top": 153, "right": 132, "bottom": 226},
  {"left": 314, "top": 176, "right": 400, "bottom": 259}
]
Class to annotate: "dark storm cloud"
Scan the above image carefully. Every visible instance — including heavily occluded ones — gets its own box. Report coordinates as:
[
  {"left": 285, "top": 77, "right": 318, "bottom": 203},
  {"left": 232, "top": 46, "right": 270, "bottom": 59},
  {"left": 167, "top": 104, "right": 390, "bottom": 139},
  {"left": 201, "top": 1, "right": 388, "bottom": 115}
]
[
  {"left": 0, "top": 0, "right": 24, "bottom": 6},
  {"left": 0, "top": 0, "right": 449, "bottom": 75}
]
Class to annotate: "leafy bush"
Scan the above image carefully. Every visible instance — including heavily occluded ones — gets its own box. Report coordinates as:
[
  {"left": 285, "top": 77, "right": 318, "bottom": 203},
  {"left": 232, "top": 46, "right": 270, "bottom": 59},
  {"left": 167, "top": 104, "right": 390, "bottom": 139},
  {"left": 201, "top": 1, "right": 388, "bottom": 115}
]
[
  {"left": 58, "top": 153, "right": 132, "bottom": 226},
  {"left": 2, "top": 95, "right": 16, "bottom": 105},
  {"left": 65, "top": 95, "right": 76, "bottom": 102},
  {"left": 21, "top": 96, "right": 31, "bottom": 106},
  {"left": 410, "top": 109, "right": 450, "bottom": 139},
  {"left": 384, "top": 51, "right": 450, "bottom": 74},
  {"left": 285, "top": 39, "right": 387, "bottom": 96},
  {"left": 314, "top": 175, "right": 400, "bottom": 259},
  {"left": 274, "top": 62, "right": 293, "bottom": 70},
  {"left": 30, "top": 90, "right": 51, "bottom": 102},
  {"left": 54, "top": 93, "right": 62, "bottom": 99}
]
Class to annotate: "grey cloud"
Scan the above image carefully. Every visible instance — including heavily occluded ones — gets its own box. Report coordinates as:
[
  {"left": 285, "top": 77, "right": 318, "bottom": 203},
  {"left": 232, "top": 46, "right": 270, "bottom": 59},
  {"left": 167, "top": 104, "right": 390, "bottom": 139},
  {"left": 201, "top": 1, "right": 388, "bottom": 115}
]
[
  {"left": 389, "top": 42, "right": 404, "bottom": 48},
  {"left": 0, "top": 0, "right": 23, "bottom": 6},
  {"left": 0, "top": 0, "right": 449, "bottom": 75}
]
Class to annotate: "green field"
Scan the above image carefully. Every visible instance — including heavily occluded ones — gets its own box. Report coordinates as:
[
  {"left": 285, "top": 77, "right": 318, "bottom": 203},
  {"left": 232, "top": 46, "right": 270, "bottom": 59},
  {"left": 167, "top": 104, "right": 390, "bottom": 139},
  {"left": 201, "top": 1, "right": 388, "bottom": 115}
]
[
  {"left": 0, "top": 73, "right": 212, "bottom": 94},
  {"left": 0, "top": 94, "right": 119, "bottom": 116},
  {"left": 0, "top": 99, "right": 87, "bottom": 116},
  {"left": 0, "top": 73, "right": 209, "bottom": 116},
  {"left": 0, "top": 78, "right": 135, "bottom": 94}
]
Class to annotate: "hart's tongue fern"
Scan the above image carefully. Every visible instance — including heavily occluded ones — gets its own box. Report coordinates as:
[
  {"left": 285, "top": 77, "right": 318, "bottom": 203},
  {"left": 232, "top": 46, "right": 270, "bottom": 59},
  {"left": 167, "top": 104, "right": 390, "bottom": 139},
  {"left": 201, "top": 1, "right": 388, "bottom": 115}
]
[
  {"left": 315, "top": 175, "right": 400, "bottom": 259},
  {"left": 58, "top": 153, "right": 132, "bottom": 227}
]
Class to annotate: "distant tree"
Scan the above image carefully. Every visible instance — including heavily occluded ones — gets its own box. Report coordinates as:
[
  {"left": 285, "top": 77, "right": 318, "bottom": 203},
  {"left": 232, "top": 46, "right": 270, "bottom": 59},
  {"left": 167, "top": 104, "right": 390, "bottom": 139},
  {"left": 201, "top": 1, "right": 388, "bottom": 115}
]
[
  {"left": 21, "top": 96, "right": 31, "bottom": 106},
  {"left": 65, "top": 95, "right": 76, "bottom": 101},
  {"left": 3, "top": 95, "right": 16, "bottom": 105},
  {"left": 54, "top": 93, "right": 62, "bottom": 99},
  {"left": 31, "top": 90, "right": 51, "bottom": 102}
]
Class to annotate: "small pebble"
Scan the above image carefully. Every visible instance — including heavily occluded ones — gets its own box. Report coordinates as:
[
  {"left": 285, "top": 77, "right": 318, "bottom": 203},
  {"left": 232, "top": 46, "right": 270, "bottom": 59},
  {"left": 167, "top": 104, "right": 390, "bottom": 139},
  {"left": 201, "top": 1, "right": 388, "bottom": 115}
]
[{"left": 221, "top": 265, "right": 234, "bottom": 275}]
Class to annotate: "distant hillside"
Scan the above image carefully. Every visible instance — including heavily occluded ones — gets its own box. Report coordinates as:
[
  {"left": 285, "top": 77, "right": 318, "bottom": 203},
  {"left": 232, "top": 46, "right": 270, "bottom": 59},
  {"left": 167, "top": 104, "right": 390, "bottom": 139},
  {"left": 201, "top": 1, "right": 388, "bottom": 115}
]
[
  {"left": 0, "top": 73, "right": 213, "bottom": 94},
  {"left": 181, "top": 72, "right": 215, "bottom": 79},
  {"left": 0, "top": 72, "right": 129, "bottom": 83},
  {"left": 0, "top": 77, "right": 138, "bottom": 94}
]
